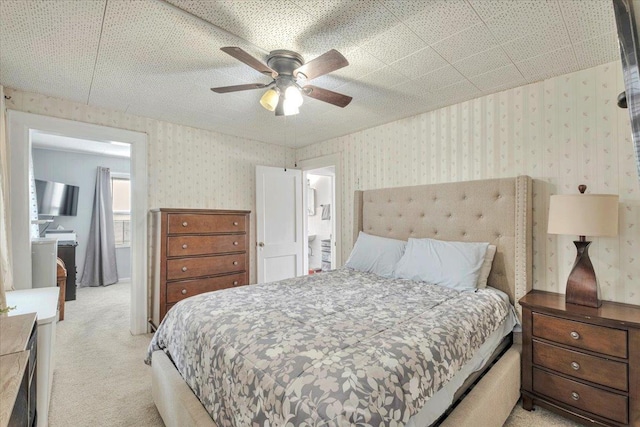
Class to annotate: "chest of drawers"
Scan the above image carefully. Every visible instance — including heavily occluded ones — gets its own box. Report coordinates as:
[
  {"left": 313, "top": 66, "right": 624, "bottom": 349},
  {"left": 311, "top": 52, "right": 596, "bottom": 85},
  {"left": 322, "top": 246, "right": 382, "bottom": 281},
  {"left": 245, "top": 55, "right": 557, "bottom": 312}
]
[
  {"left": 520, "top": 291, "right": 640, "bottom": 426},
  {"left": 150, "top": 209, "right": 251, "bottom": 327}
]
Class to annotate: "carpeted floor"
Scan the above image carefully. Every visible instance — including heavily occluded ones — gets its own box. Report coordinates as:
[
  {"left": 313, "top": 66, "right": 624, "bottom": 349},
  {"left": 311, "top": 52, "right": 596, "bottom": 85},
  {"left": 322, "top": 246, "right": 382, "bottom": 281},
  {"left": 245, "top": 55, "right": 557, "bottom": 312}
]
[
  {"left": 49, "top": 281, "right": 581, "bottom": 427},
  {"left": 49, "top": 280, "right": 162, "bottom": 427}
]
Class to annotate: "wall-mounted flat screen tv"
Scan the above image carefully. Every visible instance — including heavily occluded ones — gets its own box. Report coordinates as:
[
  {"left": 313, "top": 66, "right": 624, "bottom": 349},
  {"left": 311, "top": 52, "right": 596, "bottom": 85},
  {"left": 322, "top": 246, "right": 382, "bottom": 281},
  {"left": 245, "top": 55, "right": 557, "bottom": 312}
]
[{"left": 35, "top": 179, "right": 79, "bottom": 216}]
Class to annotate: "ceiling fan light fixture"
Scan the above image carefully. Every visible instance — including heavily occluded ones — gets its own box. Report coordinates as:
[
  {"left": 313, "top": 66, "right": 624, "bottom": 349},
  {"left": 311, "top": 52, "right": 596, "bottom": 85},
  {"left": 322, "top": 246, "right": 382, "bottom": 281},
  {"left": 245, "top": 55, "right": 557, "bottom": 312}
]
[
  {"left": 213, "top": 47, "right": 351, "bottom": 115},
  {"left": 285, "top": 85, "right": 304, "bottom": 108},
  {"left": 260, "top": 88, "right": 280, "bottom": 112}
]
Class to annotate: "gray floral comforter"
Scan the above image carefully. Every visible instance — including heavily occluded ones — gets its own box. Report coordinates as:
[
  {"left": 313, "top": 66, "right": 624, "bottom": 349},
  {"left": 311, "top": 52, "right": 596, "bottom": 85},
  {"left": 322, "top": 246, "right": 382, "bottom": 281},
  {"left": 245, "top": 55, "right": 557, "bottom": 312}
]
[{"left": 147, "top": 268, "right": 512, "bottom": 427}]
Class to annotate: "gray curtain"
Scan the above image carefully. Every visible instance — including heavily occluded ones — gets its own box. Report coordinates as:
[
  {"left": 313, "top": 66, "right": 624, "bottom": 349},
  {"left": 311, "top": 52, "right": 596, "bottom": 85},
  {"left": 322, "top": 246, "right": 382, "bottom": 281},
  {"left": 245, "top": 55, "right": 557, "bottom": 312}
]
[{"left": 80, "top": 167, "right": 118, "bottom": 287}]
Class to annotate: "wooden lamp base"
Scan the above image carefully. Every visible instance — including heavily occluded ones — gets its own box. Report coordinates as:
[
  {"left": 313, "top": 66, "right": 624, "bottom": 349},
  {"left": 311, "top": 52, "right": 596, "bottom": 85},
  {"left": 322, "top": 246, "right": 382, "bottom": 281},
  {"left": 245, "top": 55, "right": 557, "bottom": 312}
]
[{"left": 565, "top": 240, "right": 601, "bottom": 308}]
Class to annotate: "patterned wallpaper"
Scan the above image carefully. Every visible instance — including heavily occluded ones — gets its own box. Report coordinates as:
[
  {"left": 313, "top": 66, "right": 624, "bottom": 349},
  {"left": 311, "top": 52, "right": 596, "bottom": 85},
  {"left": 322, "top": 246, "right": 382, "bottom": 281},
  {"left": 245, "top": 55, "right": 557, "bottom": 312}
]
[
  {"left": 4, "top": 87, "right": 296, "bottom": 284},
  {"left": 296, "top": 60, "right": 640, "bottom": 306}
]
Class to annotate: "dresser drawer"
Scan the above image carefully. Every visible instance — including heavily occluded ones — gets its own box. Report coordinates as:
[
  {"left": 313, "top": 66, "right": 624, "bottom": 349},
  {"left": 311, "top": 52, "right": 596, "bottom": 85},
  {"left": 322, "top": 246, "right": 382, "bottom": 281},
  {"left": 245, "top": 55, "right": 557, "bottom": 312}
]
[
  {"left": 166, "top": 274, "right": 247, "bottom": 303},
  {"left": 533, "top": 340, "right": 628, "bottom": 391},
  {"left": 166, "top": 254, "right": 246, "bottom": 280},
  {"left": 533, "top": 368, "right": 628, "bottom": 424},
  {"left": 168, "top": 214, "right": 246, "bottom": 234},
  {"left": 167, "top": 235, "right": 246, "bottom": 257},
  {"left": 532, "top": 313, "right": 627, "bottom": 358}
]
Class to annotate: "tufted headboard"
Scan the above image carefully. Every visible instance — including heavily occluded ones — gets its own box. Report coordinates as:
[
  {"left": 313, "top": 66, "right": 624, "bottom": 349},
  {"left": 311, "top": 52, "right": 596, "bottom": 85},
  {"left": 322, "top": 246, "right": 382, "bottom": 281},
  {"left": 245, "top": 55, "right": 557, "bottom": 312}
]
[{"left": 353, "top": 176, "right": 532, "bottom": 306}]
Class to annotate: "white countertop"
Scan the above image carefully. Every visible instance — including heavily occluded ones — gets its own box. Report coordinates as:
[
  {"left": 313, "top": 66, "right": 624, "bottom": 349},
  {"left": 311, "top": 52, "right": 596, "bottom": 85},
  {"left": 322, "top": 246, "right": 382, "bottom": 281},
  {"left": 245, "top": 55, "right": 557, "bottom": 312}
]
[{"left": 6, "top": 287, "right": 59, "bottom": 324}]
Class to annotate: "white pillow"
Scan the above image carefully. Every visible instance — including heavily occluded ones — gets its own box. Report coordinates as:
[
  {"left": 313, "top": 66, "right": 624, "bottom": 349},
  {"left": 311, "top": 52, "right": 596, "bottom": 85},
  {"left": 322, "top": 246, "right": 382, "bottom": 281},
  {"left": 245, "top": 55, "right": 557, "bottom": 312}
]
[
  {"left": 345, "top": 232, "right": 407, "bottom": 278},
  {"left": 476, "top": 245, "right": 497, "bottom": 289},
  {"left": 393, "top": 238, "right": 489, "bottom": 291}
]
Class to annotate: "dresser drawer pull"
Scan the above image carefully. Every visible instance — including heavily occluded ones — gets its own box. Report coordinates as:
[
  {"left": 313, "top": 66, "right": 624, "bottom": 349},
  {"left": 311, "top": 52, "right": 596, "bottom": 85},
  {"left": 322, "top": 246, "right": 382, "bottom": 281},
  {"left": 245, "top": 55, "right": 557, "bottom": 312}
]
[
  {"left": 233, "top": 280, "right": 238, "bottom": 286},
  {"left": 182, "top": 266, "right": 187, "bottom": 272},
  {"left": 571, "top": 391, "right": 580, "bottom": 401},
  {"left": 182, "top": 221, "right": 188, "bottom": 227},
  {"left": 181, "top": 289, "right": 187, "bottom": 295},
  {"left": 570, "top": 331, "right": 580, "bottom": 340},
  {"left": 233, "top": 221, "right": 239, "bottom": 226},
  {"left": 571, "top": 361, "right": 580, "bottom": 371},
  {"left": 182, "top": 244, "right": 188, "bottom": 249},
  {"left": 233, "top": 261, "right": 238, "bottom": 265},
  {"left": 233, "top": 241, "right": 239, "bottom": 246}
]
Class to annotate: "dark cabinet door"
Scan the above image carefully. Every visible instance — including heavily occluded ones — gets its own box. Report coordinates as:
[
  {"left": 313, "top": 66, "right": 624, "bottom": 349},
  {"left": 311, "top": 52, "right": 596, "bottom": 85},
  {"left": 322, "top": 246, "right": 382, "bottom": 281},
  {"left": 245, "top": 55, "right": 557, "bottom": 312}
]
[{"left": 57, "top": 244, "right": 77, "bottom": 301}]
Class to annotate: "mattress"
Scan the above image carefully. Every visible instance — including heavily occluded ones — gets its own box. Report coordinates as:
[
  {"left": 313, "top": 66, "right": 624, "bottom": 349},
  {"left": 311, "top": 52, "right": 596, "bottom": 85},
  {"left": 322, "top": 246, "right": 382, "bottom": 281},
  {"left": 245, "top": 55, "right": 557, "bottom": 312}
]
[{"left": 147, "top": 268, "right": 515, "bottom": 426}]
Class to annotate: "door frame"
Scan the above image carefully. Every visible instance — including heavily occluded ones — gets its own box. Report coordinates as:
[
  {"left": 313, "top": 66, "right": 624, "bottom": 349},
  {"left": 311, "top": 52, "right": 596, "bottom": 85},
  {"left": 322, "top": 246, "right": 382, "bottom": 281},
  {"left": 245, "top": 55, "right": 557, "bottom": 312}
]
[
  {"left": 297, "top": 153, "right": 342, "bottom": 270},
  {"left": 7, "top": 110, "right": 148, "bottom": 335}
]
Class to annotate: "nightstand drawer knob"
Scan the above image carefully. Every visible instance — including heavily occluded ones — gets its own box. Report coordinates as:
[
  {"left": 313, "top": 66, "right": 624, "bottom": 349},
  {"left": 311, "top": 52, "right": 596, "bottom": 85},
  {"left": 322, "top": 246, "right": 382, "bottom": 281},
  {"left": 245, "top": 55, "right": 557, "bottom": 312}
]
[
  {"left": 570, "top": 331, "right": 580, "bottom": 340},
  {"left": 182, "top": 266, "right": 187, "bottom": 272},
  {"left": 233, "top": 241, "right": 239, "bottom": 246},
  {"left": 233, "top": 221, "right": 239, "bottom": 226},
  {"left": 571, "top": 392, "right": 580, "bottom": 401},
  {"left": 182, "top": 244, "right": 188, "bottom": 249},
  {"left": 233, "top": 261, "right": 238, "bottom": 265},
  {"left": 571, "top": 361, "right": 580, "bottom": 370},
  {"left": 233, "top": 280, "right": 238, "bottom": 286},
  {"left": 182, "top": 221, "right": 188, "bottom": 227},
  {"left": 181, "top": 289, "right": 187, "bottom": 295}
]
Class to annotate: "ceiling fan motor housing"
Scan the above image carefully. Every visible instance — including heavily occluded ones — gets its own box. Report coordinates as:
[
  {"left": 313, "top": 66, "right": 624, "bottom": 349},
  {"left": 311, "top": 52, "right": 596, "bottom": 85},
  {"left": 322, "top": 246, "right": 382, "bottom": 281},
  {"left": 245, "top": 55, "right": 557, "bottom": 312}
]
[{"left": 267, "top": 50, "right": 305, "bottom": 78}]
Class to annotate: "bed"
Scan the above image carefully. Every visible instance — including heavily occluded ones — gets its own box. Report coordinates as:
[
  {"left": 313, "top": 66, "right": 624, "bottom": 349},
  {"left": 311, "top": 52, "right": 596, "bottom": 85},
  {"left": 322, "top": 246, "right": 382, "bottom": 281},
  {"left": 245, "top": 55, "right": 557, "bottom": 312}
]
[{"left": 148, "top": 175, "right": 533, "bottom": 427}]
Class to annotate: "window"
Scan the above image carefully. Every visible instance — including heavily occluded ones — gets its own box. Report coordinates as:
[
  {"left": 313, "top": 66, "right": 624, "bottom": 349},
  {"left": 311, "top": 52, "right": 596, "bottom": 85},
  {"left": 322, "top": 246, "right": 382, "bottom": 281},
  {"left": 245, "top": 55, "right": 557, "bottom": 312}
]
[{"left": 111, "top": 174, "right": 131, "bottom": 246}]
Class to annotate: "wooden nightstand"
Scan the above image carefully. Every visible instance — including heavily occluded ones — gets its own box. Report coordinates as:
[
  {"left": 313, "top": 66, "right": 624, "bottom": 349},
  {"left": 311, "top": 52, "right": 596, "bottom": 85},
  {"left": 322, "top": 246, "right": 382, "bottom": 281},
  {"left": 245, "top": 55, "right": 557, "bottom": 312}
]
[{"left": 520, "top": 291, "right": 640, "bottom": 426}]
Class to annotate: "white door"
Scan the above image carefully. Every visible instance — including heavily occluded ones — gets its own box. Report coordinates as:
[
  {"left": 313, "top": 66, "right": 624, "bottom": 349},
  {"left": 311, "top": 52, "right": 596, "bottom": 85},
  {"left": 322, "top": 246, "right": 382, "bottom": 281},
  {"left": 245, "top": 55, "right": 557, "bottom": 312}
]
[{"left": 256, "top": 165, "right": 304, "bottom": 283}]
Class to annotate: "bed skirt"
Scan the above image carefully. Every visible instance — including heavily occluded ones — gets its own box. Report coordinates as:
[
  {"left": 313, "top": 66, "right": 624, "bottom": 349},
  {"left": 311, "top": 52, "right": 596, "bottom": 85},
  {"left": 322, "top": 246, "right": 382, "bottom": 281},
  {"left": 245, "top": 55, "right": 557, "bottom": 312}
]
[{"left": 152, "top": 345, "right": 521, "bottom": 427}]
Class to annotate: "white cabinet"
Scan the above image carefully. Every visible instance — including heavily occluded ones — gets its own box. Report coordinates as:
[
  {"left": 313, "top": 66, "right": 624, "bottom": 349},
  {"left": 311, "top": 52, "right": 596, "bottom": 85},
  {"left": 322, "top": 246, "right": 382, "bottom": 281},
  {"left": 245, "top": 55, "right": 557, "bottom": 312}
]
[{"left": 7, "top": 287, "right": 59, "bottom": 427}]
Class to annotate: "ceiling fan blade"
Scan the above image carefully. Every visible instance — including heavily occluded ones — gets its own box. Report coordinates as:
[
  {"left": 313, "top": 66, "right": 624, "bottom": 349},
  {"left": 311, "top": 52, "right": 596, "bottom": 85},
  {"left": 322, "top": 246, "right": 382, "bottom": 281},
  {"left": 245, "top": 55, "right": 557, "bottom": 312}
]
[
  {"left": 294, "top": 49, "right": 348, "bottom": 81},
  {"left": 303, "top": 85, "right": 352, "bottom": 108},
  {"left": 210, "top": 83, "right": 270, "bottom": 93},
  {"left": 220, "top": 46, "right": 278, "bottom": 78}
]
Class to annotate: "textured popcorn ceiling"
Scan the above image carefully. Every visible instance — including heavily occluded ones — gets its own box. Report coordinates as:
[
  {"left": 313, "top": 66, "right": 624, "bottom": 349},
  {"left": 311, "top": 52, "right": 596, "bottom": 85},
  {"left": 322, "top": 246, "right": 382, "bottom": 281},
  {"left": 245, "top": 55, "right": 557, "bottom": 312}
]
[{"left": 0, "top": 0, "right": 620, "bottom": 147}]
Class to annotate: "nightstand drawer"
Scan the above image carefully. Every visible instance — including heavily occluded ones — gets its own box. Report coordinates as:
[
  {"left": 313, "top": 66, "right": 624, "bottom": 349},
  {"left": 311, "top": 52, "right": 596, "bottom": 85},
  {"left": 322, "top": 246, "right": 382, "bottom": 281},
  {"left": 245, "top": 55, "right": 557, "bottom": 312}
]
[
  {"left": 533, "top": 368, "right": 628, "bottom": 424},
  {"left": 533, "top": 313, "right": 627, "bottom": 358},
  {"left": 533, "top": 340, "right": 628, "bottom": 391}
]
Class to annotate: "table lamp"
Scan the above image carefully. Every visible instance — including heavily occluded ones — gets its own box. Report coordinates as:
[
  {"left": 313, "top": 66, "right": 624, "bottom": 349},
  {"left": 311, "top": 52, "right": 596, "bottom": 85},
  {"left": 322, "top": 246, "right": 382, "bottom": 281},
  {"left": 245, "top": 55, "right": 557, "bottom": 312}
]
[{"left": 547, "top": 185, "right": 619, "bottom": 307}]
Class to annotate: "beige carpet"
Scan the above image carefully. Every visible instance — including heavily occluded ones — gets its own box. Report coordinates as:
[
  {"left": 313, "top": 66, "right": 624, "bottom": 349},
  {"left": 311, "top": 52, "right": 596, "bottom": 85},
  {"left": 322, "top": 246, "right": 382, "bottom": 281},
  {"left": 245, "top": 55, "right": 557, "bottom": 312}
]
[
  {"left": 49, "top": 281, "right": 162, "bottom": 427},
  {"left": 48, "top": 281, "right": 581, "bottom": 427}
]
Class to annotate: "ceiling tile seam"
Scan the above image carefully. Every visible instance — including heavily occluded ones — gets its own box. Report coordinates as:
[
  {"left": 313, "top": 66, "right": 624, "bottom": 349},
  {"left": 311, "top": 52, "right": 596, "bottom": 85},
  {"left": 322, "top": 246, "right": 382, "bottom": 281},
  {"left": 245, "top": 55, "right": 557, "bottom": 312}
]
[
  {"left": 557, "top": 0, "right": 581, "bottom": 67},
  {"left": 151, "top": 3, "right": 182, "bottom": 55},
  {"left": 157, "top": 0, "right": 270, "bottom": 56},
  {"left": 375, "top": 3, "right": 460, "bottom": 82},
  {"left": 381, "top": 2, "right": 506, "bottom": 81},
  {"left": 297, "top": 0, "right": 400, "bottom": 57},
  {"left": 86, "top": 0, "right": 109, "bottom": 105},
  {"left": 465, "top": 0, "right": 527, "bottom": 82},
  {"left": 378, "top": 2, "right": 445, "bottom": 64}
]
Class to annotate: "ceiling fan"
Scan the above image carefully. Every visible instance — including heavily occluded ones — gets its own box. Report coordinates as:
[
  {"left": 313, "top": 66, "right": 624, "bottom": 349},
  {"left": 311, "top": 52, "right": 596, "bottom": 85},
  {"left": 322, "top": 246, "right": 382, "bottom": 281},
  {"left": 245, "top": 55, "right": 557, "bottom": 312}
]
[{"left": 211, "top": 47, "right": 352, "bottom": 116}]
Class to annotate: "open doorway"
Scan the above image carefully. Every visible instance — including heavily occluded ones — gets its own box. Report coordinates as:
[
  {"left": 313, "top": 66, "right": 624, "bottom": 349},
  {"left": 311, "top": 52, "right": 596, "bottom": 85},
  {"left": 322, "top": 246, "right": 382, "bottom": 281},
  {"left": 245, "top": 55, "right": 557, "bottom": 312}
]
[
  {"left": 305, "top": 168, "right": 335, "bottom": 274},
  {"left": 299, "top": 153, "right": 342, "bottom": 275},
  {"left": 8, "top": 111, "right": 148, "bottom": 334}
]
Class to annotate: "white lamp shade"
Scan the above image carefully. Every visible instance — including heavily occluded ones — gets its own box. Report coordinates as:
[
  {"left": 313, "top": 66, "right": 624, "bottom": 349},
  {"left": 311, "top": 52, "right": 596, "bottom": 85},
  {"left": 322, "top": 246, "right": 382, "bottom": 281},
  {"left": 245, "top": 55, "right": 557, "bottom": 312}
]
[
  {"left": 282, "top": 98, "right": 299, "bottom": 116},
  {"left": 548, "top": 194, "right": 619, "bottom": 237},
  {"left": 285, "top": 86, "right": 303, "bottom": 107}
]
